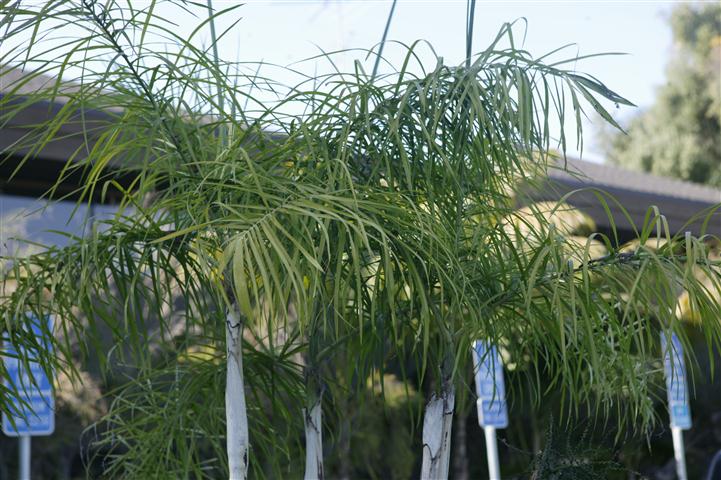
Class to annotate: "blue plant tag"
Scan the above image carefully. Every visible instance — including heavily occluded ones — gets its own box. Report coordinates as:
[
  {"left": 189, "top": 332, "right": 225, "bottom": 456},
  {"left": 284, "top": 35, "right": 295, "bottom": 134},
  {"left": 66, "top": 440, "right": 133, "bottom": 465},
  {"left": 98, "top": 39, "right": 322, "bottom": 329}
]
[
  {"left": 2, "top": 314, "right": 55, "bottom": 437},
  {"left": 472, "top": 340, "right": 508, "bottom": 428},
  {"left": 661, "top": 332, "right": 692, "bottom": 430}
]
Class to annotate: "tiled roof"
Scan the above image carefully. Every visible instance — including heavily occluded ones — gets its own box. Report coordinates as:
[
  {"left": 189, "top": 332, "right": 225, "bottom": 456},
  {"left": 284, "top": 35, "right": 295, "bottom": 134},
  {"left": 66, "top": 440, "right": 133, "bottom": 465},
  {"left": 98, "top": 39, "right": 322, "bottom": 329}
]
[
  {"left": 1, "top": 65, "right": 81, "bottom": 100},
  {"left": 540, "top": 158, "right": 721, "bottom": 238},
  {"left": 550, "top": 158, "right": 721, "bottom": 205}
]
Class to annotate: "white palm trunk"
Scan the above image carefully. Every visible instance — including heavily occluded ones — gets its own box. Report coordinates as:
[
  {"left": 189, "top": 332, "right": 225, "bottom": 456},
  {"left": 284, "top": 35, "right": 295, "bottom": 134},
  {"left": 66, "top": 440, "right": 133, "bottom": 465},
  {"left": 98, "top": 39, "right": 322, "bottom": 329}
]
[
  {"left": 225, "top": 307, "right": 249, "bottom": 480},
  {"left": 303, "top": 397, "right": 324, "bottom": 480},
  {"left": 420, "top": 385, "right": 455, "bottom": 480}
]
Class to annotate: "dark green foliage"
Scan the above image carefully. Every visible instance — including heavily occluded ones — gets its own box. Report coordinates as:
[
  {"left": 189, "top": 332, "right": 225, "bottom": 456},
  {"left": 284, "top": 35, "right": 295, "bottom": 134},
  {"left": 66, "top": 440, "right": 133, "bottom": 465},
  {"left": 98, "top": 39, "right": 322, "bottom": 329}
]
[
  {"left": 323, "top": 374, "right": 423, "bottom": 480},
  {"left": 526, "top": 424, "right": 628, "bottom": 480}
]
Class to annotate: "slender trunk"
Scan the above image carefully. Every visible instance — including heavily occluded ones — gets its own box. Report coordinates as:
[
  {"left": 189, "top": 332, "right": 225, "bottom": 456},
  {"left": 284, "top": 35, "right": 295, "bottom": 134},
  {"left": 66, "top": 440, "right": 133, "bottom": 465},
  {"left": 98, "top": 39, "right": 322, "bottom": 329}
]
[
  {"left": 337, "top": 407, "right": 352, "bottom": 480},
  {"left": 226, "top": 307, "right": 249, "bottom": 480},
  {"left": 304, "top": 300, "right": 326, "bottom": 480},
  {"left": 304, "top": 394, "right": 324, "bottom": 480},
  {"left": 421, "top": 383, "right": 456, "bottom": 479},
  {"left": 452, "top": 409, "right": 469, "bottom": 480},
  {"left": 531, "top": 411, "right": 541, "bottom": 454}
]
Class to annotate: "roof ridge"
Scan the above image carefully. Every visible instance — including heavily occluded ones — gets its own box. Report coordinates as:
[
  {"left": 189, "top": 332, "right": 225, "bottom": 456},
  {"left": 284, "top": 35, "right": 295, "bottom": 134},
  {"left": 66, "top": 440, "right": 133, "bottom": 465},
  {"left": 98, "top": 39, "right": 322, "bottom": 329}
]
[{"left": 549, "top": 157, "right": 721, "bottom": 205}]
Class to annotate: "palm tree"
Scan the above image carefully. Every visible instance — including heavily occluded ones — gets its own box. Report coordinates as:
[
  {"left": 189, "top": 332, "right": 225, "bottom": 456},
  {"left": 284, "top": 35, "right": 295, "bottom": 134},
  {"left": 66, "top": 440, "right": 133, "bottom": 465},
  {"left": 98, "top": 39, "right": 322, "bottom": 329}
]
[{"left": 1, "top": 2, "right": 720, "bottom": 479}]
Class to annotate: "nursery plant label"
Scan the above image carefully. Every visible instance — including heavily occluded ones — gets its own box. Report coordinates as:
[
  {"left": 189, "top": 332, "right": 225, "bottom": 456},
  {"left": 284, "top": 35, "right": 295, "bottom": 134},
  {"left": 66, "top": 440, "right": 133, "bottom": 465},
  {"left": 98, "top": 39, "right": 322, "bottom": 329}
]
[
  {"left": 472, "top": 340, "right": 508, "bottom": 428},
  {"left": 2, "top": 314, "right": 55, "bottom": 437},
  {"left": 661, "top": 332, "right": 692, "bottom": 430}
]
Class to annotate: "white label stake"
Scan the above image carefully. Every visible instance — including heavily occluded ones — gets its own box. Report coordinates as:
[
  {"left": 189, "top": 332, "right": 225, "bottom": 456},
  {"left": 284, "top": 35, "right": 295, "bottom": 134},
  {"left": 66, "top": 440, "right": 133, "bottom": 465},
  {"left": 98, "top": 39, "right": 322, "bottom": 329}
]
[
  {"left": 19, "top": 436, "right": 30, "bottom": 480},
  {"left": 671, "top": 427, "right": 687, "bottom": 480}
]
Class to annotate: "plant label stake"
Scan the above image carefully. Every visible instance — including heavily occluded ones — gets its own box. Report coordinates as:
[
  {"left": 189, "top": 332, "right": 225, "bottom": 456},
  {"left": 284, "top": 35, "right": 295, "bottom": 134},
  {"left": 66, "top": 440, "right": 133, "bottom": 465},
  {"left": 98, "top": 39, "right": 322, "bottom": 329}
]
[
  {"left": 2, "top": 314, "right": 55, "bottom": 480},
  {"left": 472, "top": 340, "right": 508, "bottom": 480},
  {"left": 661, "top": 332, "right": 691, "bottom": 480}
]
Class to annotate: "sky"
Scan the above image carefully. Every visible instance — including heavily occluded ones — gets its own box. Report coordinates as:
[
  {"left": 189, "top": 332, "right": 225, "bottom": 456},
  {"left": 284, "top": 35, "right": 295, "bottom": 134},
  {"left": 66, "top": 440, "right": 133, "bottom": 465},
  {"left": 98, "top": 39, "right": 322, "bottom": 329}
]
[
  {"left": 200, "top": 0, "right": 679, "bottom": 161},
  {"left": 0, "top": 0, "right": 686, "bottom": 250},
  {"left": 3, "top": 0, "right": 682, "bottom": 160}
]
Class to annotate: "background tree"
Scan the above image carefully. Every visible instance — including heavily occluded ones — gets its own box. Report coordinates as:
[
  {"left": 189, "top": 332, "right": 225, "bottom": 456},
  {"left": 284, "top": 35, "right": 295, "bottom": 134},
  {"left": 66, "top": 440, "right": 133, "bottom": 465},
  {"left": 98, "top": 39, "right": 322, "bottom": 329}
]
[{"left": 604, "top": 3, "right": 721, "bottom": 186}]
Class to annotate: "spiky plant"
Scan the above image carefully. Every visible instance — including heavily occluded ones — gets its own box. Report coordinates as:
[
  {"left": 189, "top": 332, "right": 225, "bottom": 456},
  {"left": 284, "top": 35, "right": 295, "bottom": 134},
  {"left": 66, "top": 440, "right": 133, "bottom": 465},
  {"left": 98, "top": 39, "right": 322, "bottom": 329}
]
[{"left": 0, "top": 1, "right": 720, "bottom": 479}]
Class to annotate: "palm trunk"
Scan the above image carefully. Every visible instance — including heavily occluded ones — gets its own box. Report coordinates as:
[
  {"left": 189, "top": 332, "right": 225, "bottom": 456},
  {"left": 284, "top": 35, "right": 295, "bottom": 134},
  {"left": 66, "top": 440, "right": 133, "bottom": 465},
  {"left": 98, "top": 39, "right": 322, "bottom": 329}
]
[
  {"left": 225, "top": 307, "right": 249, "bottom": 480},
  {"left": 303, "top": 393, "right": 324, "bottom": 480},
  {"left": 337, "top": 405, "right": 352, "bottom": 480},
  {"left": 304, "top": 299, "right": 326, "bottom": 480},
  {"left": 421, "top": 382, "right": 455, "bottom": 479}
]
